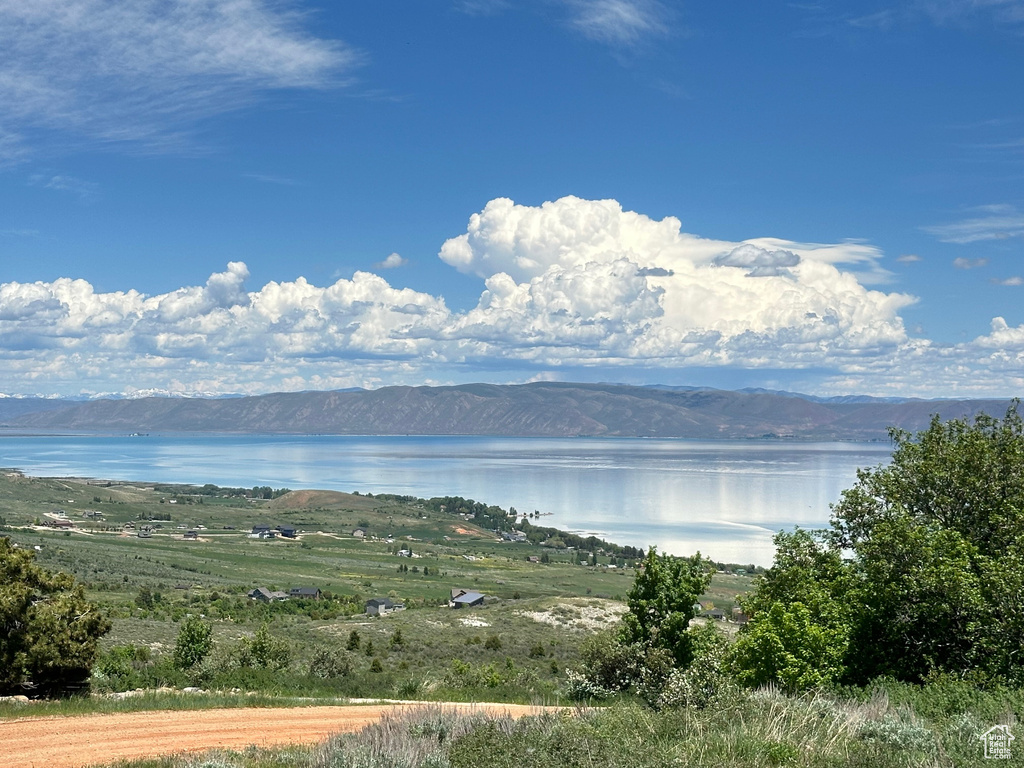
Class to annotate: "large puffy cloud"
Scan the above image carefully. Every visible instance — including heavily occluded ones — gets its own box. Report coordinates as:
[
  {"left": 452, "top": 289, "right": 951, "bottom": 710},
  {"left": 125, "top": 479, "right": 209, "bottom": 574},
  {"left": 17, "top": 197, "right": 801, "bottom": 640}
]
[
  {"left": 440, "top": 196, "right": 914, "bottom": 366},
  {"left": 0, "top": 196, "right": 1021, "bottom": 397}
]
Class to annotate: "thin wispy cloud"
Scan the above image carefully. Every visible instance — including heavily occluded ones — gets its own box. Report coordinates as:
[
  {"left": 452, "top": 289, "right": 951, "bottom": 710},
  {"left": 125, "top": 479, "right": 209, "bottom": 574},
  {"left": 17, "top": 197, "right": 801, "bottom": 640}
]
[
  {"left": 454, "top": 0, "right": 511, "bottom": 16},
  {"left": 243, "top": 173, "right": 299, "bottom": 186},
  {"left": 797, "top": 1, "right": 1024, "bottom": 37},
  {"left": 992, "top": 275, "right": 1024, "bottom": 285},
  {"left": 0, "top": 1, "right": 356, "bottom": 160},
  {"left": 847, "top": 9, "right": 897, "bottom": 29},
  {"left": 924, "top": 205, "right": 1024, "bottom": 243},
  {"left": 897, "top": 254, "right": 922, "bottom": 263},
  {"left": 921, "top": 0, "right": 1024, "bottom": 26},
  {"left": 28, "top": 173, "right": 99, "bottom": 201},
  {"left": 953, "top": 257, "right": 989, "bottom": 269},
  {"left": 566, "top": 0, "right": 672, "bottom": 47}
]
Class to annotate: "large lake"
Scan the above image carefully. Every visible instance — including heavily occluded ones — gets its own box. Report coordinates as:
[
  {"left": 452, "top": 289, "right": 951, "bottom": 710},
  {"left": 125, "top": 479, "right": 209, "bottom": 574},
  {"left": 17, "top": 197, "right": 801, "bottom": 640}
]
[{"left": 0, "top": 433, "right": 891, "bottom": 566}]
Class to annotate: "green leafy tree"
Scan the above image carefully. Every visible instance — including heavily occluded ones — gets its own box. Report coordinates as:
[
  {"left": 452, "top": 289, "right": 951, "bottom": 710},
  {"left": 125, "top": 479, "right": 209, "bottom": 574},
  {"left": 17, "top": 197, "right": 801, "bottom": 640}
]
[
  {"left": 134, "top": 586, "right": 157, "bottom": 610},
  {"left": 620, "top": 547, "right": 711, "bottom": 666},
  {"left": 0, "top": 538, "right": 110, "bottom": 696},
  {"left": 832, "top": 406, "right": 1024, "bottom": 684},
  {"left": 733, "top": 406, "right": 1024, "bottom": 688},
  {"left": 729, "top": 602, "right": 848, "bottom": 692},
  {"left": 173, "top": 615, "right": 213, "bottom": 670}
]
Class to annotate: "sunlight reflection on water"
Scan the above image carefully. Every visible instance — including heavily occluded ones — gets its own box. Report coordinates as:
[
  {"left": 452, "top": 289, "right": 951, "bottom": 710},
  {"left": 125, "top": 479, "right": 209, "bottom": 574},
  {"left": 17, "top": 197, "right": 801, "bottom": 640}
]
[{"left": 0, "top": 433, "right": 890, "bottom": 565}]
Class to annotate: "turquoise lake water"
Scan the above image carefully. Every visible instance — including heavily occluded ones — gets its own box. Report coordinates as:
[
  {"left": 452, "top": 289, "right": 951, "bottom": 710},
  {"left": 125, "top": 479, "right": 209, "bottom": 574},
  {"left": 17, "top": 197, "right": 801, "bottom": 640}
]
[{"left": 0, "top": 433, "right": 891, "bottom": 565}]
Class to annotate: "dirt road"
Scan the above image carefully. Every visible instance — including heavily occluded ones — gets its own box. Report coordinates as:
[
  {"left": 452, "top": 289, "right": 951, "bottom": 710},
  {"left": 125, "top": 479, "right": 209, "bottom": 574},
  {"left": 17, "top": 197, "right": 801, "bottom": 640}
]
[{"left": 1, "top": 702, "right": 552, "bottom": 768}]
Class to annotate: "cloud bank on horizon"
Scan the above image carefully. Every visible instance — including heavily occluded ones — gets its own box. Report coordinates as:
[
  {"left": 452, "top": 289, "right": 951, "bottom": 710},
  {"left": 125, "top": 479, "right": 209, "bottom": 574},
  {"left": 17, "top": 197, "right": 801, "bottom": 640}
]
[{"left": 1, "top": 196, "right": 1021, "bottom": 399}]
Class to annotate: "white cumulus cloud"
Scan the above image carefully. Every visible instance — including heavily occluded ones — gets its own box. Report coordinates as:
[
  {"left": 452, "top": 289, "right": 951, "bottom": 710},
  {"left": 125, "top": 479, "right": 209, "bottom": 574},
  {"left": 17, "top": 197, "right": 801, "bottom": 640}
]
[
  {"left": 375, "top": 253, "right": 408, "bottom": 269},
  {"left": 2, "top": 195, "right": 1023, "bottom": 398}
]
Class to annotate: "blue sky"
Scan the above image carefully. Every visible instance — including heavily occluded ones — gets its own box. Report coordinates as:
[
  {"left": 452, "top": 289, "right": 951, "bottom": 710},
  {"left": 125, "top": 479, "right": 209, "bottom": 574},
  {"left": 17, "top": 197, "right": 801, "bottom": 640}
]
[{"left": 1, "top": 0, "right": 1023, "bottom": 398}]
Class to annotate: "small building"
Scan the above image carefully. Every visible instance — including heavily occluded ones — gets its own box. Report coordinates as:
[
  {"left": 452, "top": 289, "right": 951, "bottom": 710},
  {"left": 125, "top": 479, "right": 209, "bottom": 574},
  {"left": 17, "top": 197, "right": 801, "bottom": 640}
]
[
  {"left": 290, "top": 587, "right": 322, "bottom": 600},
  {"left": 252, "top": 524, "right": 272, "bottom": 535},
  {"left": 528, "top": 556, "right": 540, "bottom": 563},
  {"left": 248, "top": 587, "right": 289, "bottom": 602},
  {"left": 137, "top": 527, "right": 153, "bottom": 538},
  {"left": 184, "top": 530, "right": 198, "bottom": 540},
  {"left": 365, "top": 597, "right": 405, "bottom": 616},
  {"left": 276, "top": 525, "right": 297, "bottom": 538},
  {"left": 352, "top": 528, "right": 367, "bottom": 539},
  {"left": 50, "top": 519, "right": 74, "bottom": 529},
  {"left": 450, "top": 589, "right": 485, "bottom": 609},
  {"left": 703, "top": 608, "right": 726, "bottom": 621}
]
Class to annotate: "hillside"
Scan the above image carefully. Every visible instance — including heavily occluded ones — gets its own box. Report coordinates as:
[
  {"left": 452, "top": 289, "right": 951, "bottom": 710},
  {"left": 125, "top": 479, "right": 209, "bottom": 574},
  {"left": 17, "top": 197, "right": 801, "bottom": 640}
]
[{"left": 5, "top": 382, "right": 1013, "bottom": 440}]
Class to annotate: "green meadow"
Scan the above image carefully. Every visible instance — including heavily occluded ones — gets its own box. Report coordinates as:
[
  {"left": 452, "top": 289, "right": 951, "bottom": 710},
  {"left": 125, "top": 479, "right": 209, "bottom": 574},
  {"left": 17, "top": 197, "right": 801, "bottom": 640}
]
[{"left": 0, "top": 468, "right": 752, "bottom": 709}]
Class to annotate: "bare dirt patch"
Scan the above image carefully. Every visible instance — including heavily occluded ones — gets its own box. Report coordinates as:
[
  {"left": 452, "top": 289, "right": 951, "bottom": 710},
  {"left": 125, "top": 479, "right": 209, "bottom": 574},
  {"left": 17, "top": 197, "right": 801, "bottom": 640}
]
[
  {"left": 520, "top": 598, "right": 626, "bottom": 632},
  {"left": 1, "top": 702, "right": 555, "bottom": 768}
]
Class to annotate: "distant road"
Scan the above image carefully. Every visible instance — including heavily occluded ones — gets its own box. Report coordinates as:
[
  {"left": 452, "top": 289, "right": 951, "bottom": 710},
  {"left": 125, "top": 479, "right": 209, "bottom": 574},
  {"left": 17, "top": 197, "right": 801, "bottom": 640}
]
[{"left": 1, "top": 702, "right": 555, "bottom": 768}]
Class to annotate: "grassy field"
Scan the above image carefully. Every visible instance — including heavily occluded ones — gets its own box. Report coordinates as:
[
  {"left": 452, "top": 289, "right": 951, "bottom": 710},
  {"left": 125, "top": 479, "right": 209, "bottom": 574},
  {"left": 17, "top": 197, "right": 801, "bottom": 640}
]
[
  {"left": 0, "top": 468, "right": 753, "bottom": 709},
  {"left": 0, "top": 469, "right": 752, "bottom": 610}
]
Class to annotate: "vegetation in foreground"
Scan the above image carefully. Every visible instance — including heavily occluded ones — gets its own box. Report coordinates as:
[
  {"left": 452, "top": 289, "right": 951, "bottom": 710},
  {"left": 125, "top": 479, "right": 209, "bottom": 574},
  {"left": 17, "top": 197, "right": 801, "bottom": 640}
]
[{"left": 103, "top": 683, "right": 1024, "bottom": 768}]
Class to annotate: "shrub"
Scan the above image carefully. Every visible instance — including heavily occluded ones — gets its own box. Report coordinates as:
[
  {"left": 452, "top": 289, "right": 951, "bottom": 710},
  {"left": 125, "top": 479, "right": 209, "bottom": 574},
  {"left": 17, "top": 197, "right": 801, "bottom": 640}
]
[
  {"left": 729, "top": 602, "right": 847, "bottom": 692},
  {"left": 173, "top": 615, "right": 213, "bottom": 670},
  {"left": 309, "top": 645, "right": 353, "bottom": 679},
  {"left": 575, "top": 629, "right": 644, "bottom": 692},
  {"left": 234, "top": 624, "right": 290, "bottom": 670},
  {"left": 564, "top": 669, "right": 613, "bottom": 701},
  {"left": 652, "top": 623, "right": 731, "bottom": 709},
  {"left": 483, "top": 635, "right": 502, "bottom": 651}
]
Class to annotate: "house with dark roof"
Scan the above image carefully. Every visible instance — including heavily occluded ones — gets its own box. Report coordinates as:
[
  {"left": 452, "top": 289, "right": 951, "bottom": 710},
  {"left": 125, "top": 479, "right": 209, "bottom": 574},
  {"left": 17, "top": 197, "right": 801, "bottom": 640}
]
[
  {"left": 365, "top": 597, "right": 405, "bottom": 616},
  {"left": 276, "top": 525, "right": 297, "bottom": 538},
  {"left": 290, "top": 587, "right": 322, "bottom": 600},
  {"left": 449, "top": 589, "right": 485, "bottom": 609},
  {"left": 247, "top": 587, "right": 289, "bottom": 602}
]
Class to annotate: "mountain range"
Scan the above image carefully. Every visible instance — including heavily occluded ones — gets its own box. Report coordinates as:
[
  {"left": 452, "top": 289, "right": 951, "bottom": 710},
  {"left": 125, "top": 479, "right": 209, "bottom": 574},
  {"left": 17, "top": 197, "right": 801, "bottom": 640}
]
[{"left": 1, "top": 383, "right": 1014, "bottom": 440}]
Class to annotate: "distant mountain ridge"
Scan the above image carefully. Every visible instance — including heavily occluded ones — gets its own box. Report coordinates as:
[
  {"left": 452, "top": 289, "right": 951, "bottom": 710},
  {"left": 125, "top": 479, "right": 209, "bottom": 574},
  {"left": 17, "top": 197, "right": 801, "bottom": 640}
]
[{"left": 3, "top": 383, "right": 1014, "bottom": 440}]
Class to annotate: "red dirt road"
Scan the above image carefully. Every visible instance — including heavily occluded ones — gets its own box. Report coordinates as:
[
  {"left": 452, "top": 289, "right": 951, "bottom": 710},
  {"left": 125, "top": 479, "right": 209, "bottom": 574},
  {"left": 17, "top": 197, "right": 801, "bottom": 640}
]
[{"left": 1, "top": 702, "right": 552, "bottom": 768}]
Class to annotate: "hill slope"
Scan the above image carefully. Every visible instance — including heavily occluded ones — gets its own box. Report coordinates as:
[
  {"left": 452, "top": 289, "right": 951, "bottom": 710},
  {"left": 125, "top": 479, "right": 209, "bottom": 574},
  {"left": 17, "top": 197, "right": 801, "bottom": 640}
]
[{"left": 5, "top": 383, "right": 1013, "bottom": 440}]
